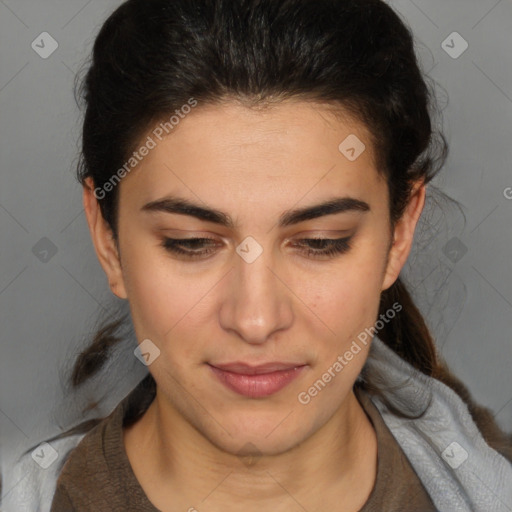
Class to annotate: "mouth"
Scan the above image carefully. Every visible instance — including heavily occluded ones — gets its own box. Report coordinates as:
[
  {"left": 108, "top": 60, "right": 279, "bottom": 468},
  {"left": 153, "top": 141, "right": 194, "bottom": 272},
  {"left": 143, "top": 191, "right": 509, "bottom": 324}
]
[{"left": 207, "top": 362, "right": 308, "bottom": 398}]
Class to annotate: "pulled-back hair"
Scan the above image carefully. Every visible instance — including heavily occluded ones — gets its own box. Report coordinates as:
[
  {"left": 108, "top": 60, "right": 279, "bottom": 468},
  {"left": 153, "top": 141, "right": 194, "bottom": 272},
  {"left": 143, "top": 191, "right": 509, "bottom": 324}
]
[{"left": 46, "top": 0, "right": 511, "bottom": 459}]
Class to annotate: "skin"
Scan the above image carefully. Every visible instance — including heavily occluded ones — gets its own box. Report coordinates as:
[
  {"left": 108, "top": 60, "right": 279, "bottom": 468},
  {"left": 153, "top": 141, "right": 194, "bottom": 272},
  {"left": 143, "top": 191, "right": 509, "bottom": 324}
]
[{"left": 83, "top": 99, "right": 425, "bottom": 512}]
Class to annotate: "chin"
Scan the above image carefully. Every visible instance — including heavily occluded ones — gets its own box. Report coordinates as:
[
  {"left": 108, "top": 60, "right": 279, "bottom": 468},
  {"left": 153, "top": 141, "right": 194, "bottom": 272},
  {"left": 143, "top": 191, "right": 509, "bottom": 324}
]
[{"left": 201, "top": 410, "right": 312, "bottom": 458}]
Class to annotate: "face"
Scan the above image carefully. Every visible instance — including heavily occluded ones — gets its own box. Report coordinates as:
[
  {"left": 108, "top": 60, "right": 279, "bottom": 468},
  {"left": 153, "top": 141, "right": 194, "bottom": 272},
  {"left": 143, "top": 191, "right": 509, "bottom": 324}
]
[{"left": 85, "top": 99, "right": 424, "bottom": 456}]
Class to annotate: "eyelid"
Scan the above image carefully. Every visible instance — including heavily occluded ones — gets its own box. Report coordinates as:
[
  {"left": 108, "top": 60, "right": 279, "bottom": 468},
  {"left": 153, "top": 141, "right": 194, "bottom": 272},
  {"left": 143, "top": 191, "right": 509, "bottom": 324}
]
[
  {"left": 158, "top": 230, "right": 354, "bottom": 247},
  {"left": 157, "top": 231, "right": 227, "bottom": 245},
  {"left": 285, "top": 229, "right": 353, "bottom": 241},
  {"left": 160, "top": 234, "right": 354, "bottom": 262}
]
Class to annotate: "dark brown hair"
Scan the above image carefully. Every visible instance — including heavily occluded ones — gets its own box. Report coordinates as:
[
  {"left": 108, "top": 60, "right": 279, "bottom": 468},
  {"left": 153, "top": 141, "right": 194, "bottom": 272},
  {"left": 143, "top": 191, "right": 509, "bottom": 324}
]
[{"left": 42, "top": 0, "right": 512, "bottom": 461}]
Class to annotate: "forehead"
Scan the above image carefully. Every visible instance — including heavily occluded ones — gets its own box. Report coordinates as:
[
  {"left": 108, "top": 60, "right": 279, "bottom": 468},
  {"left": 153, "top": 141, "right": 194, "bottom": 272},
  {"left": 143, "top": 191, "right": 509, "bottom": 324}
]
[{"left": 119, "top": 99, "right": 383, "bottom": 206}]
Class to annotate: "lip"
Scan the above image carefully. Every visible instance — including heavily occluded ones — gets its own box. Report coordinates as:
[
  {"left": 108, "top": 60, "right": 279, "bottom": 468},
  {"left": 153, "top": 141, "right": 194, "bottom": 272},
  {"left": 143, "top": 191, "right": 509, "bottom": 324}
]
[{"left": 208, "top": 362, "right": 307, "bottom": 398}]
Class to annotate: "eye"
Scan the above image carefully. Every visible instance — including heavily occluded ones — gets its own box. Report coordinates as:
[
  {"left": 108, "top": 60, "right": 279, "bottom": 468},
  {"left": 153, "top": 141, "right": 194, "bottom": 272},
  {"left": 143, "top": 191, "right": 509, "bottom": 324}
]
[
  {"left": 292, "top": 237, "right": 352, "bottom": 258},
  {"left": 161, "top": 237, "right": 220, "bottom": 258},
  {"left": 161, "top": 236, "right": 353, "bottom": 260}
]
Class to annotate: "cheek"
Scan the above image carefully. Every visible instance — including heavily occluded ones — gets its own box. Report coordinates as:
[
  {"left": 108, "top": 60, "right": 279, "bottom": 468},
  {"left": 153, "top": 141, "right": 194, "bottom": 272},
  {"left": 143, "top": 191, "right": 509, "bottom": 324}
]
[
  {"left": 120, "top": 244, "right": 190, "bottom": 337},
  {"left": 297, "top": 255, "right": 385, "bottom": 338},
  {"left": 121, "top": 245, "right": 221, "bottom": 366}
]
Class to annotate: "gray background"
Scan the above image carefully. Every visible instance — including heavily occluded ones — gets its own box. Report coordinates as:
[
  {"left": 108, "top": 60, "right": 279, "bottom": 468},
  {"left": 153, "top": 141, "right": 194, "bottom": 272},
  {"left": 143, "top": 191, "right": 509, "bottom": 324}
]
[{"left": 1, "top": 0, "right": 511, "bottom": 481}]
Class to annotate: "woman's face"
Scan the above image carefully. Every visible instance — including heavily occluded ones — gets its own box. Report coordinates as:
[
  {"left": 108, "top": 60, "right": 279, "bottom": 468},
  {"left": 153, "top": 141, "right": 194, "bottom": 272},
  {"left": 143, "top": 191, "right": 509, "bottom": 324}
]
[{"left": 86, "top": 99, "right": 424, "bottom": 456}]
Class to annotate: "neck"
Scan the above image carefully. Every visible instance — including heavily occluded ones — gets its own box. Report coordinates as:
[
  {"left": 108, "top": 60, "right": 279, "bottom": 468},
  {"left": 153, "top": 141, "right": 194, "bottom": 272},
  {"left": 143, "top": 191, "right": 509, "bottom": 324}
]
[{"left": 124, "top": 386, "right": 377, "bottom": 512}]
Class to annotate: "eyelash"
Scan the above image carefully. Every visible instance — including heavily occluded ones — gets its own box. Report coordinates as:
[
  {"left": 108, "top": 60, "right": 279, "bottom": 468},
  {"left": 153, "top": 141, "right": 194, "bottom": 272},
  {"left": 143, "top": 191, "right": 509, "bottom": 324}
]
[{"left": 161, "top": 236, "right": 352, "bottom": 259}]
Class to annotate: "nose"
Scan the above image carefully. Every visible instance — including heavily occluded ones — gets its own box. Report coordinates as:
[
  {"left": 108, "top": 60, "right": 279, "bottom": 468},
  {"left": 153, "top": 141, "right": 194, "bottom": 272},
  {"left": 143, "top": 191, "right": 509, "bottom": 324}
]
[{"left": 219, "top": 242, "right": 294, "bottom": 345}]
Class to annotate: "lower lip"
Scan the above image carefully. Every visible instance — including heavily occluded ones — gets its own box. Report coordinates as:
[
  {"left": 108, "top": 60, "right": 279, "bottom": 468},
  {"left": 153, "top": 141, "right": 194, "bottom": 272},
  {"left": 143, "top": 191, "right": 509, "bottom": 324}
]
[{"left": 208, "top": 365, "right": 307, "bottom": 398}]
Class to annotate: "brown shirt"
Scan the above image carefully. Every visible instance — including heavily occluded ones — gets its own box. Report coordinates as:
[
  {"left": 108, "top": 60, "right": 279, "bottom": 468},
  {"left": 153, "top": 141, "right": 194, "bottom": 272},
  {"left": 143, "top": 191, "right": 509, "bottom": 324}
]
[{"left": 50, "top": 378, "right": 437, "bottom": 511}]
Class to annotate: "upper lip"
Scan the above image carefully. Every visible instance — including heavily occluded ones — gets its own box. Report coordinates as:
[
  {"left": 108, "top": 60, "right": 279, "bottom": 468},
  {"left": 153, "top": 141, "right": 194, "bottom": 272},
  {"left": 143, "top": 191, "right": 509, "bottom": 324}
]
[{"left": 209, "top": 362, "right": 307, "bottom": 375}]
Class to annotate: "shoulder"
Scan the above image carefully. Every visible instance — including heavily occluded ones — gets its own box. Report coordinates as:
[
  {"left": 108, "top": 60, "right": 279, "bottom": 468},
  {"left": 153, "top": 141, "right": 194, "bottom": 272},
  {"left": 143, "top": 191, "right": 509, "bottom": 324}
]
[
  {"left": 1, "top": 433, "right": 86, "bottom": 512},
  {"left": 50, "top": 412, "right": 120, "bottom": 504},
  {"left": 1, "top": 378, "right": 151, "bottom": 512},
  {"left": 363, "top": 336, "right": 512, "bottom": 512}
]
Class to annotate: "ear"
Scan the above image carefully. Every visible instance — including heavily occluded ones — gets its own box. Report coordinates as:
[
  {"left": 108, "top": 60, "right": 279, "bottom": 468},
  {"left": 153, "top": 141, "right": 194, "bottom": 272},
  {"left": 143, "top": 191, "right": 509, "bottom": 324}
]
[
  {"left": 381, "top": 180, "right": 426, "bottom": 291},
  {"left": 83, "top": 177, "right": 128, "bottom": 299}
]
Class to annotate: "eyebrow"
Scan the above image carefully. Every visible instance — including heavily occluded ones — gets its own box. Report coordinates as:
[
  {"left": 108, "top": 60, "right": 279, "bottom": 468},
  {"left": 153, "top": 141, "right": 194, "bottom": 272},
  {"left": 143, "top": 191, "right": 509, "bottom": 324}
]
[{"left": 141, "top": 195, "right": 370, "bottom": 228}]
